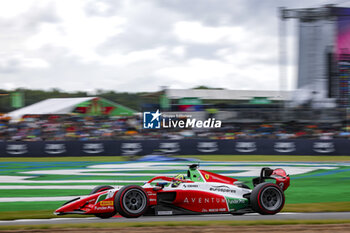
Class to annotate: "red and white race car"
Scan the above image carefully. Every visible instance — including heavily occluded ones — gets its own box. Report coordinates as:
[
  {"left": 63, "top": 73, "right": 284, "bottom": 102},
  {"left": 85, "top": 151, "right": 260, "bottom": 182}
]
[{"left": 54, "top": 164, "right": 290, "bottom": 218}]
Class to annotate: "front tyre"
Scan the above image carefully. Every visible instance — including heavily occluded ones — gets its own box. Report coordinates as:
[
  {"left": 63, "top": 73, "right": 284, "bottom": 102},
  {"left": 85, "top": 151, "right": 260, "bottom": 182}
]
[
  {"left": 90, "top": 185, "right": 115, "bottom": 219},
  {"left": 250, "top": 182, "right": 285, "bottom": 215},
  {"left": 114, "top": 185, "right": 149, "bottom": 218}
]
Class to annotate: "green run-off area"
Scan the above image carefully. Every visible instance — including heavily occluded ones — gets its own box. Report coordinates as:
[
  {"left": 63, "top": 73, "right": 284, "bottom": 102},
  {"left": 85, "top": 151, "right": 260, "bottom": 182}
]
[{"left": 0, "top": 157, "right": 349, "bottom": 218}]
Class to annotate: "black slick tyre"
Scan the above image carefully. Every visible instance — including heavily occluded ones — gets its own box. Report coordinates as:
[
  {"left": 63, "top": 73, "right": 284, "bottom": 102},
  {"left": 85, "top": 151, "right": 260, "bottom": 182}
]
[
  {"left": 250, "top": 182, "right": 285, "bottom": 215},
  {"left": 114, "top": 185, "right": 149, "bottom": 218}
]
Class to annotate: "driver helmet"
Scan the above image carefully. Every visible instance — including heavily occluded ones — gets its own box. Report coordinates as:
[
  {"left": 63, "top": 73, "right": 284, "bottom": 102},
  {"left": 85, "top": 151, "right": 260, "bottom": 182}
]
[{"left": 172, "top": 174, "right": 185, "bottom": 187}]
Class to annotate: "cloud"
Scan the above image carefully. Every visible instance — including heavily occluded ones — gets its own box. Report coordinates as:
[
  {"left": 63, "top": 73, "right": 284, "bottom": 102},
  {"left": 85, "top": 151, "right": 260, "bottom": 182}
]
[
  {"left": 95, "top": 1, "right": 181, "bottom": 54},
  {"left": 0, "top": 0, "right": 337, "bottom": 92},
  {"left": 0, "top": 54, "right": 49, "bottom": 73},
  {"left": 25, "top": 1, "right": 126, "bottom": 63},
  {"left": 174, "top": 21, "right": 245, "bottom": 44},
  {"left": 154, "top": 58, "right": 279, "bottom": 91}
]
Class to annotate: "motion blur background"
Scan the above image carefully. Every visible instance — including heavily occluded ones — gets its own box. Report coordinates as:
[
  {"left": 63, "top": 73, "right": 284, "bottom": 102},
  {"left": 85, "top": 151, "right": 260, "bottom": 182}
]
[
  {"left": 1, "top": 1, "right": 350, "bottom": 155},
  {"left": 0, "top": 0, "right": 350, "bottom": 225}
]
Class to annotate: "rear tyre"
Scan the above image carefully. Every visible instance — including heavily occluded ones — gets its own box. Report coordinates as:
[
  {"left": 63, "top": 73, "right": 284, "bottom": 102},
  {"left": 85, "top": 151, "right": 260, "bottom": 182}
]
[
  {"left": 114, "top": 185, "right": 149, "bottom": 218},
  {"left": 90, "top": 185, "right": 116, "bottom": 219},
  {"left": 250, "top": 182, "right": 285, "bottom": 215}
]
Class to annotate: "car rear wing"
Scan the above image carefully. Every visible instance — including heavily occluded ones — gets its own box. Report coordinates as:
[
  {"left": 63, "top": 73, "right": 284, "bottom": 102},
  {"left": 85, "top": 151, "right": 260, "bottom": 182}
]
[{"left": 252, "top": 167, "right": 290, "bottom": 191}]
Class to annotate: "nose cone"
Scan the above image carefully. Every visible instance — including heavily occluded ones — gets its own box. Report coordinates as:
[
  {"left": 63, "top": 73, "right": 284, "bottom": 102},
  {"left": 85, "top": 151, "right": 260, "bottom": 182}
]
[
  {"left": 54, "top": 197, "right": 83, "bottom": 215},
  {"left": 54, "top": 205, "right": 72, "bottom": 215}
]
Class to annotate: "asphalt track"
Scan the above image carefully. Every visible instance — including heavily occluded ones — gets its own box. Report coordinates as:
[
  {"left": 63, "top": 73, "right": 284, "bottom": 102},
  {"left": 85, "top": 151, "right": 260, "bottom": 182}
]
[{"left": 0, "top": 212, "right": 350, "bottom": 226}]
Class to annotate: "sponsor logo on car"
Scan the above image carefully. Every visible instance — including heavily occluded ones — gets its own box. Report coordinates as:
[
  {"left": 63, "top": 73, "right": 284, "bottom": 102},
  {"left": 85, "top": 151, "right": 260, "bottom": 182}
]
[
  {"left": 226, "top": 199, "right": 246, "bottom": 204},
  {"left": 183, "top": 197, "right": 226, "bottom": 204},
  {"left": 182, "top": 184, "right": 199, "bottom": 188},
  {"left": 100, "top": 200, "right": 113, "bottom": 206},
  {"left": 208, "top": 208, "right": 227, "bottom": 212},
  {"left": 209, "top": 185, "right": 236, "bottom": 193},
  {"left": 94, "top": 206, "right": 114, "bottom": 211}
]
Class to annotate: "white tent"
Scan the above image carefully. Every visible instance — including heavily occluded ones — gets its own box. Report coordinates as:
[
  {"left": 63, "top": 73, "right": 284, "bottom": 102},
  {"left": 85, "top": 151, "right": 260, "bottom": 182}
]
[{"left": 7, "top": 97, "right": 96, "bottom": 120}]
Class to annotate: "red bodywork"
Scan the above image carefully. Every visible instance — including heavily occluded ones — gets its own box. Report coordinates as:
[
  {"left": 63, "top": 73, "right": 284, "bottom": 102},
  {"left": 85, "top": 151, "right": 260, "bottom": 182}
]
[
  {"left": 54, "top": 168, "right": 290, "bottom": 216},
  {"left": 200, "top": 170, "right": 238, "bottom": 184},
  {"left": 55, "top": 191, "right": 115, "bottom": 215},
  {"left": 271, "top": 168, "right": 290, "bottom": 191}
]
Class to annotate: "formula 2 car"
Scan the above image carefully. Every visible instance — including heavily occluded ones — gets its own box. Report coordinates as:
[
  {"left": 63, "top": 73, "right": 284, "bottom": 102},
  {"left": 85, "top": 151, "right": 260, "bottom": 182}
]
[{"left": 54, "top": 164, "right": 290, "bottom": 218}]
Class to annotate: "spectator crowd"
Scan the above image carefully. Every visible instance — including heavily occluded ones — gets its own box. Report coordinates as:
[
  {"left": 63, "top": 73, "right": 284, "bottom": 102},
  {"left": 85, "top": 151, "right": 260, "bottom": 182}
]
[{"left": 0, "top": 115, "right": 349, "bottom": 141}]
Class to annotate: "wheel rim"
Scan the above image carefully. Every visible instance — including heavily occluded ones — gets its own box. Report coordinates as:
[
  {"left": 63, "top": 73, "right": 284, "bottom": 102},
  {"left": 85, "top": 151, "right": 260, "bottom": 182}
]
[
  {"left": 260, "top": 186, "right": 282, "bottom": 211},
  {"left": 122, "top": 189, "right": 147, "bottom": 214}
]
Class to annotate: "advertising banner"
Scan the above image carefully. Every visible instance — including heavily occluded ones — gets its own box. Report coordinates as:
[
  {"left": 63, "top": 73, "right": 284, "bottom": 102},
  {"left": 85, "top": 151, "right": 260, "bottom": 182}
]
[{"left": 0, "top": 139, "right": 349, "bottom": 157}]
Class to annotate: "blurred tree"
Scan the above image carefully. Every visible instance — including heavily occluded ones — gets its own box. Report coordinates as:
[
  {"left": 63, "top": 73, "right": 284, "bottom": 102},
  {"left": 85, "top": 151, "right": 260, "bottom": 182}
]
[{"left": 0, "top": 88, "right": 159, "bottom": 113}]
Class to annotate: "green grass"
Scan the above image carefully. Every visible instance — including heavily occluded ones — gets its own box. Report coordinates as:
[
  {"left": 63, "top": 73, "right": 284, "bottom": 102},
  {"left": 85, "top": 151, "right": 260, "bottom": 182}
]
[
  {"left": 284, "top": 168, "right": 350, "bottom": 204},
  {"left": 0, "top": 189, "right": 87, "bottom": 198},
  {"left": 0, "top": 155, "right": 349, "bottom": 219},
  {"left": 284, "top": 202, "right": 350, "bottom": 212},
  {"left": 0, "top": 219, "right": 350, "bottom": 230},
  {"left": 0, "top": 201, "right": 65, "bottom": 213}
]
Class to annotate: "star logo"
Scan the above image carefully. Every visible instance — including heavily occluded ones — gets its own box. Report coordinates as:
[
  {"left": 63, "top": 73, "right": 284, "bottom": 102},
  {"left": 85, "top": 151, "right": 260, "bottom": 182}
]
[
  {"left": 143, "top": 109, "right": 162, "bottom": 129},
  {"left": 150, "top": 109, "right": 162, "bottom": 122}
]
